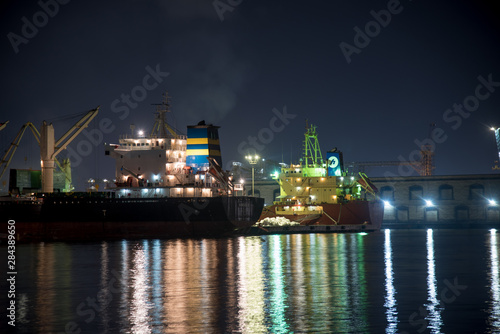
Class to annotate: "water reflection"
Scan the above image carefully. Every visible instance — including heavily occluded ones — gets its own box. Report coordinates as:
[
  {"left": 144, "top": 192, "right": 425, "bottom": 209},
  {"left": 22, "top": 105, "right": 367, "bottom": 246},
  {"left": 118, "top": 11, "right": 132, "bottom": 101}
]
[
  {"left": 237, "top": 237, "right": 266, "bottom": 333},
  {"left": 291, "top": 235, "right": 306, "bottom": 330},
  {"left": 488, "top": 229, "right": 500, "bottom": 331},
  {"left": 131, "top": 242, "right": 153, "bottom": 333},
  {"left": 384, "top": 229, "right": 398, "bottom": 333},
  {"left": 99, "top": 242, "right": 110, "bottom": 332},
  {"left": 21, "top": 230, "right": 500, "bottom": 332},
  {"left": 118, "top": 239, "right": 131, "bottom": 331},
  {"left": 425, "top": 229, "right": 443, "bottom": 333},
  {"left": 151, "top": 240, "right": 163, "bottom": 329},
  {"left": 268, "top": 235, "right": 289, "bottom": 333},
  {"left": 36, "top": 243, "right": 55, "bottom": 332}
]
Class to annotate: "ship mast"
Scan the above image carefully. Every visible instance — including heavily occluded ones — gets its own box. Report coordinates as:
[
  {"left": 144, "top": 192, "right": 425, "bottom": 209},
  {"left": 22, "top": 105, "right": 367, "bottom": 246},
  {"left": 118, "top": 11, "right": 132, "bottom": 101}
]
[
  {"left": 302, "top": 122, "right": 324, "bottom": 168},
  {"left": 150, "top": 92, "right": 178, "bottom": 139}
]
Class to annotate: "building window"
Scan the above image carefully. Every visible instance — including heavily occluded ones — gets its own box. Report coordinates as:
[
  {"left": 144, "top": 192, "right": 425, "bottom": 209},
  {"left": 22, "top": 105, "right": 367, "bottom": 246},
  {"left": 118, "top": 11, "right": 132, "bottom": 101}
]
[
  {"left": 486, "top": 207, "right": 500, "bottom": 222},
  {"left": 425, "top": 207, "right": 438, "bottom": 222},
  {"left": 380, "top": 186, "right": 394, "bottom": 201},
  {"left": 409, "top": 185, "right": 423, "bottom": 200},
  {"left": 455, "top": 205, "right": 469, "bottom": 221},
  {"left": 469, "top": 184, "right": 484, "bottom": 200},
  {"left": 396, "top": 206, "right": 409, "bottom": 221},
  {"left": 439, "top": 184, "right": 454, "bottom": 200}
]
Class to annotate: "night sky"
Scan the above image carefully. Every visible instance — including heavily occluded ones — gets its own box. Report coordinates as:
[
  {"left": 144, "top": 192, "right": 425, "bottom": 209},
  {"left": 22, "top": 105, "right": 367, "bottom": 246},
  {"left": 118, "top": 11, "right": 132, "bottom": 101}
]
[{"left": 1, "top": 0, "right": 499, "bottom": 191}]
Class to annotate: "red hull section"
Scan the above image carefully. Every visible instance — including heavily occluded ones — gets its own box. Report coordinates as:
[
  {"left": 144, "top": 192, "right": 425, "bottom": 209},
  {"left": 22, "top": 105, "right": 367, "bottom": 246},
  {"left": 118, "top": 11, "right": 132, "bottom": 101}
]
[{"left": 260, "top": 200, "right": 383, "bottom": 229}]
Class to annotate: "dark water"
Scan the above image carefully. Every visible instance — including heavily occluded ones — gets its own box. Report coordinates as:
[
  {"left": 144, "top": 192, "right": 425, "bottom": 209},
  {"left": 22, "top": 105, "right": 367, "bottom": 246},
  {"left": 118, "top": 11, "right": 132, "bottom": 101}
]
[{"left": 1, "top": 229, "right": 499, "bottom": 333}]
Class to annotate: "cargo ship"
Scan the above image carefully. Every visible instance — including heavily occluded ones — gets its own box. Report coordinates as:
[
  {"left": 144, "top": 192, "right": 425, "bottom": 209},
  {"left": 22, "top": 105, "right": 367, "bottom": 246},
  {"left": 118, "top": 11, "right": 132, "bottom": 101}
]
[
  {"left": 0, "top": 93, "right": 264, "bottom": 241},
  {"left": 250, "top": 124, "right": 383, "bottom": 234}
]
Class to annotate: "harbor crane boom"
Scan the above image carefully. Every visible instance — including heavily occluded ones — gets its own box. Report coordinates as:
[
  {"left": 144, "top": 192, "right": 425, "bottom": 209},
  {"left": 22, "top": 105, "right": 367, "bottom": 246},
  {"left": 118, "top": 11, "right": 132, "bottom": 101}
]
[
  {"left": 0, "top": 122, "right": 75, "bottom": 192},
  {"left": 0, "top": 122, "right": 40, "bottom": 181},
  {"left": 41, "top": 107, "right": 99, "bottom": 193}
]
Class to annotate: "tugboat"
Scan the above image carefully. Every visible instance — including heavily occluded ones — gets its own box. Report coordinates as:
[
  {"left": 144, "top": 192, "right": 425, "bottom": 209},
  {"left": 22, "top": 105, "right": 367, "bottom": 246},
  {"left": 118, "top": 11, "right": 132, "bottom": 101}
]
[
  {"left": 1, "top": 93, "right": 264, "bottom": 241},
  {"left": 253, "top": 123, "right": 383, "bottom": 234}
]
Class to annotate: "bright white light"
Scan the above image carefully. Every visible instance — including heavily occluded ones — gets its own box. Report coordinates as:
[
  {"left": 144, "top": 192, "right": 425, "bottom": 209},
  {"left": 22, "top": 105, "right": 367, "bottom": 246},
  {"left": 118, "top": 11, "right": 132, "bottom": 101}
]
[
  {"left": 488, "top": 199, "right": 498, "bottom": 206},
  {"left": 240, "top": 178, "right": 245, "bottom": 184},
  {"left": 138, "top": 130, "right": 144, "bottom": 136},
  {"left": 425, "top": 200, "right": 434, "bottom": 207},
  {"left": 383, "top": 200, "right": 392, "bottom": 208}
]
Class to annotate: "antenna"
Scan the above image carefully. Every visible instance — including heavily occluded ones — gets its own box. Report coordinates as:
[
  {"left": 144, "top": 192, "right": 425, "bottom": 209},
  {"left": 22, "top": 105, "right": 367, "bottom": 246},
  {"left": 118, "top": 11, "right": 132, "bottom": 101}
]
[{"left": 150, "top": 91, "right": 178, "bottom": 138}]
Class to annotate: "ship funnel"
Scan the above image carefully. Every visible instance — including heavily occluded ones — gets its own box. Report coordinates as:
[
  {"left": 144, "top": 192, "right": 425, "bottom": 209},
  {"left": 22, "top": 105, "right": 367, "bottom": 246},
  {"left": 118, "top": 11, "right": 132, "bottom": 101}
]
[{"left": 186, "top": 123, "right": 222, "bottom": 172}]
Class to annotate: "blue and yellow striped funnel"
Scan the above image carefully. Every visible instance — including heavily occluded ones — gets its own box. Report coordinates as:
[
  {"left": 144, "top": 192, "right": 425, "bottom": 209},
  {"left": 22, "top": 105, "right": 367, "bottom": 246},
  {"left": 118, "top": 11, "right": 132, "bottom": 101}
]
[{"left": 186, "top": 121, "right": 222, "bottom": 171}]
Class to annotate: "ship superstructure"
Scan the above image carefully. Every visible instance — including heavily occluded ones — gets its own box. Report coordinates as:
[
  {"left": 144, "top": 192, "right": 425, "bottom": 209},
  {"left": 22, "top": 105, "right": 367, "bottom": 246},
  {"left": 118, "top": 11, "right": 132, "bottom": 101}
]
[{"left": 105, "top": 93, "right": 229, "bottom": 198}]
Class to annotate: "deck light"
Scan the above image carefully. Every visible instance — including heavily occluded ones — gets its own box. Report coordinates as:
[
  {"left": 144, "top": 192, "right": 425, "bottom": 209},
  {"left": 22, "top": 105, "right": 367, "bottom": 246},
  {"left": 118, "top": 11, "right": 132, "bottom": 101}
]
[
  {"left": 488, "top": 199, "right": 498, "bottom": 206},
  {"left": 425, "top": 199, "right": 435, "bottom": 207}
]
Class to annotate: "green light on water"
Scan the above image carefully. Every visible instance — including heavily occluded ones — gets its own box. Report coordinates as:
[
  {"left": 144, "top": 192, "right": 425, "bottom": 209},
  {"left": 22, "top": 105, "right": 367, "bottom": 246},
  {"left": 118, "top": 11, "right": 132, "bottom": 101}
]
[
  {"left": 358, "top": 232, "right": 369, "bottom": 236},
  {"left": 270, "top": 235, "right": 289, "bottom": 333}
]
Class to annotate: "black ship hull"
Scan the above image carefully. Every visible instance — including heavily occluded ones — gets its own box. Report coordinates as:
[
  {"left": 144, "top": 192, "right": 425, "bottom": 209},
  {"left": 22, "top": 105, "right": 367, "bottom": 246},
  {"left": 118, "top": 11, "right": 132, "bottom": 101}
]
[{"left": 1, "top": 196, "right": 264, "bottom": 242}]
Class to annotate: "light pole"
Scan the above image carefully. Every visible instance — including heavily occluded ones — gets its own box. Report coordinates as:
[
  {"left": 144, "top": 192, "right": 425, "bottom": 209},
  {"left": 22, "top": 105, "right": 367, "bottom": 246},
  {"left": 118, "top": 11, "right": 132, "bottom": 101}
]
[
  {"left": 245, "top": 155, "right": 259, "bottom": 196},
  {"left": 491, "top": 127, "right": 500, "bottom": 170}
]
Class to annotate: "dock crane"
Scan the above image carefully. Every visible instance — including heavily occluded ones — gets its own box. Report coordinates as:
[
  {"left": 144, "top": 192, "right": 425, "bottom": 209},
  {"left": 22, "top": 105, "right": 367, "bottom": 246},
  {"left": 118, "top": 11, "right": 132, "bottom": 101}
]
[
  {"left": 0, "top": 107, "right": 99, "bottom": 193},
  {"left": 0, "top": 122, "right": 44, "bottom": 185},
  {"left": 40, "top": 107, "right": 99, "bottom": 192},
  {"left": 0, "top": 122, "right": 73, "bottom": 192}
]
